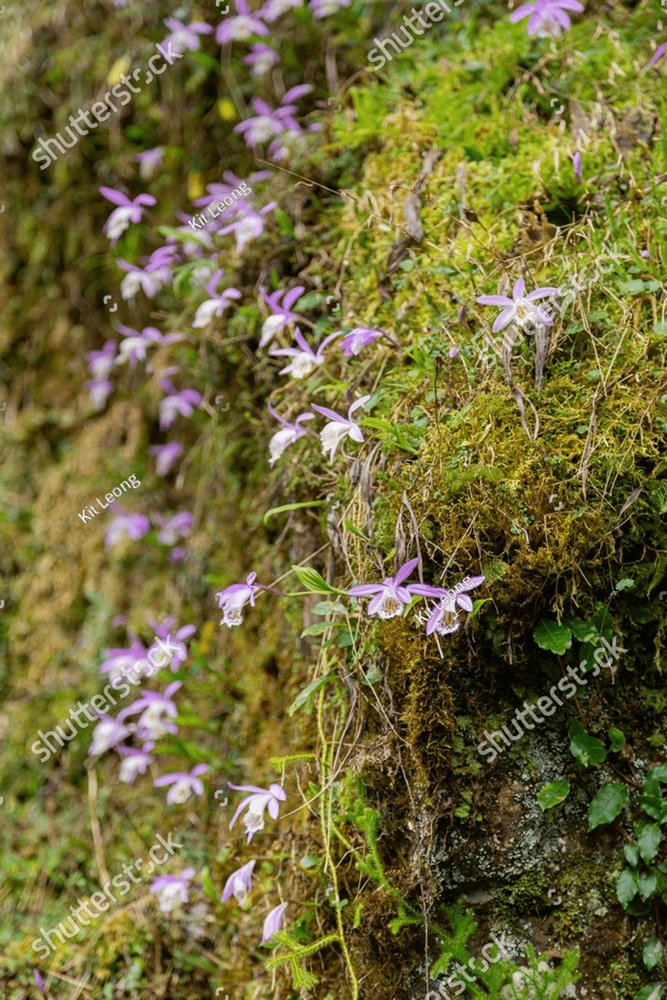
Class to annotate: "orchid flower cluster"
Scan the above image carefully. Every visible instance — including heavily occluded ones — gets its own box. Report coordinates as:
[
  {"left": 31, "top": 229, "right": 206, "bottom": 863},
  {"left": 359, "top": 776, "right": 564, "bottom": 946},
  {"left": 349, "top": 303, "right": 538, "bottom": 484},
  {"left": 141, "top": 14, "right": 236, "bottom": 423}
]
[
  {"left": 87, "top": 616, "right": 199, "bottom": 792},
  {"left": 220, "top": 782, "right": 289, "bottom": 942},
  {"left": 105, "top": 505, "right": 193, "bottom": 561}
]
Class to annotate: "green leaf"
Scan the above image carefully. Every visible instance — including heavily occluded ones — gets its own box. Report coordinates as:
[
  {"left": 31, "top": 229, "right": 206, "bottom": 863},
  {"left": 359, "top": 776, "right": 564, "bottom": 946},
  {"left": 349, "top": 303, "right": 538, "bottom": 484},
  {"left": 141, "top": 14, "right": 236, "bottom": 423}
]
[
  {"left": 343, "top": 519, "right": 371, "bottom": 542},
  {"left": 533, "top": 620, "right": 572, "bottom": 655},
  {"left": 642, "top": 938, "right": 663, "bottom": 971},
  {"left": 200, "top": 866, "right": 219, "bottom": 905},
  {"left": 288, "top": 674, "right": 336, "bottom": 716},
  {"left": 633, "top": 985, "right": 663, "bottom": 1000},
  {"left": 564, "top": 617, "right": 598, "bottom": 642},
  {"left": 638, "top": 872, "right": 657, "bottom": 899},
  {"left": 614, "top": 577, "right": 634, "bottom": 591},
  {"left": 608, "top": 726, "right": 626, "bottom": 751},
  {"left": 300, "top": 621, "right": 338, "bottom": 637},
  {"left": 639, "top": 794, "right": 667, "bottom": 823},
  {"left": 291, "top": 565, "right": 342, "bottom": 594},
  {"left": 264, "top": 500, "right": 326, "bottom": 525},
  {"left": 537, "top": 780, "right": 571, "bottom": 812},
  {"left": 588, "top": 783, "right": 628, "bottom": 830},
  {"left": 623, "top": 843, "right": 639, "bottom": 867},
  {"left": 636, "top": 822, "right": 662, "bottom": 863},
  {"left": 616, "top": 868, "right": 639, "bottom": 907},
  {"left": 312, "top": 601, "right": 346, "bottom": 616},
  {"left": 568, "top": 719, "right": 606, "bottom": 767}
]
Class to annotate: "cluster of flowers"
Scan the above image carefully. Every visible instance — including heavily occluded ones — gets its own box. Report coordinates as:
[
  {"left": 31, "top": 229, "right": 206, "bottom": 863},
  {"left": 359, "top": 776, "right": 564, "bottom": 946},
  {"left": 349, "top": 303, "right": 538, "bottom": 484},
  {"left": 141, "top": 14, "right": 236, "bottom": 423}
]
[
  {"left": 216, "top": 559, "right": 486, "bottom": 638},
  {"left": 150, "top": 780, "right": 289, "bottom": 944},
  {"left": 87, "top": 618, "right": 197, "bottom": 785}
]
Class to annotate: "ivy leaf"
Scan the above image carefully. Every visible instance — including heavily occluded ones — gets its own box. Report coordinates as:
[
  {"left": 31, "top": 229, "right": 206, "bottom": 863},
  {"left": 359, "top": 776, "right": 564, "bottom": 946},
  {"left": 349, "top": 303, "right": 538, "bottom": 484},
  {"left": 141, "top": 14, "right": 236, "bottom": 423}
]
[
  {"left": 588, "top": 783, "right": 628, "bottom": 830},
  {"left": 614, "top": 577, "right": 635, "bottom": 591},
  {"left": 616, "top": 868, "right": 639, "bottom": 907},
  {"left": 636, "top": 822, "right": 662, "bottom": 863},
  {"left": 537, "top": 780, "right": 571, "bottom": 812},
  {"left": 642, "top": 938, "right": 663, "bottom": 971},
  {"left": 533, "top": 620, "right": 573, "bottom": 655}
]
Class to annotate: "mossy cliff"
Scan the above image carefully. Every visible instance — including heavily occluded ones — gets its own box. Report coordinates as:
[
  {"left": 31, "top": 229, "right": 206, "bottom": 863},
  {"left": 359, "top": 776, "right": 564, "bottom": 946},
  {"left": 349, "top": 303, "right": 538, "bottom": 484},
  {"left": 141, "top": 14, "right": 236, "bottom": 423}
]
[{"left": 0, "top": 0, "right": 666, "bottom": 997}]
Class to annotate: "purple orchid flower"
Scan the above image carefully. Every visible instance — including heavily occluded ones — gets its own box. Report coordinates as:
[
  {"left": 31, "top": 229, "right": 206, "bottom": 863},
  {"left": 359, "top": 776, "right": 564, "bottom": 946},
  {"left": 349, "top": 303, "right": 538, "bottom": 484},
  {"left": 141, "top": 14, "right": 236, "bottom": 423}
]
[
  {"left": 119, "top": 681, "right": 182, "bottom": 740},
  {"left": 648, "top": 41, "right": 667, "bottom": 68},
  {"left": 135, "top": 147, "right": 164, "bottom": 180},
  {"left": 270, "top": 328, "right": 340, "bottom": 379},
  {"left": 114, "top": 324, "right": 162, "bottom": 367},
  {"left": 229, "top": 781, "right": 286, "bottom": 842},
  {"left": 192, "top": 269, "right": 242, "bottom": 328},
  {"left": 116, "top": 742, "right": 154, "bottom": 784},
  {"left": 268, "top": 403, "right": 314, "bottom": 465},
  {"left": 149, "top": 442, "right": 184, "bottom": 476},
  {"left": 150, "top": 618, "right": 197, "bottom": 669},
  {"left": 105, "top": 505, "right": 150, "bottom": 548},
  {"left": 99, "top": 186, "right": 156, "bottom": 243},
  {"left": 348, "top": 557, "right": 420, "bottom": 619},
  {"left": 410, "top": 575, "right": 485, "bottom": 635},
  {"left": 476, "top": 277, "right": 560, "bottom": 332},
  {"left": 155, "top": 763, "right": 209, "bottom": 804},
  {"left": 88, "top": 340, "right": 117, "bottom": 379},
  {"left": 243, "top": 42, "right": 280, "bottom": 74},
  {"left": 160, "top": 388, "right": 203, "bottom": 429},
  {"left": 259, "top": 285, "right": 305, "bottom": 347},
  {"left": 216, "top": 0, "right": 269, "bottom": 42},
  {"left": 221, "top": 859, "right": 256, "bottom": 903},
  {"left": 339, "top": 327, "right": 385, "bottom": 356},
  {"left": 100, "top": 635, "right": 149, "bottom": 680},
  {"left": 261, "top": 0, "right": 302, "bottom": 20},
  {"left": 86, "top": 378, "right": 114, "bottom": 411},
  {"left": 234, "top": 86, "right": 312, "bottom": 160},
  {"left": 309, "top": 0, "right": 351, "bottom": 16},
  {"left": 154, "top": 512, "right": 195, "bottom": 546},
  {"left": 217, "top": 572, "right": 259, "bottom": 627},
  {"left": 215, "top": 202, "right": 277, "bottom": 253},
  {"left": 164, "top": 16, "right": 213, "bottom": 53},
  {"left": 311, "top": 394, "right": 370, "bottom": 461},
  {"left": 151, "top": 868, "right": 196, "bottom": 913},
  {"left": 572, "top": 150, "right": 582, "bottom": 184},
  {"left": 118, "top": 250, "right": 173, "bottom": 301},
  {"left": 262, "top": 901, "right": 288, "bottom": 942},
  {"left": 509, "top": 0, "right": 584, "bottom": 38},
  {"left": 34, "top": 970, "right": 46, "bottom": 995},
  {"left": 88, "top": 714, "right": 132, "bottom": 756}
]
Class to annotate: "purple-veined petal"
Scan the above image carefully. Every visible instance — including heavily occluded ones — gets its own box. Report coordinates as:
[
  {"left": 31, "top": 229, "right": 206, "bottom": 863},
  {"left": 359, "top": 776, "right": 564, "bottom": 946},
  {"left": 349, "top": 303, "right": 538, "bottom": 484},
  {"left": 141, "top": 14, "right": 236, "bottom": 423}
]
[{"left": 394, "top": 557, "right": 419, "bottom": 587}]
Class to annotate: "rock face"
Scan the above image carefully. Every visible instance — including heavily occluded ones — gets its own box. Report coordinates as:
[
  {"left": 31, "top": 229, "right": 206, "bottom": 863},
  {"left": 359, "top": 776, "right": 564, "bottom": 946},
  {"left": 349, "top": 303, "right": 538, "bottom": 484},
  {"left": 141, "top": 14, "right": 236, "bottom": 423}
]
[{"left": 1, "top": 0, "right": 666, "bottom": 997}]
